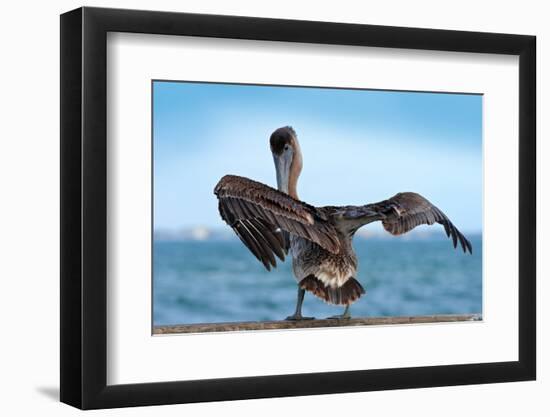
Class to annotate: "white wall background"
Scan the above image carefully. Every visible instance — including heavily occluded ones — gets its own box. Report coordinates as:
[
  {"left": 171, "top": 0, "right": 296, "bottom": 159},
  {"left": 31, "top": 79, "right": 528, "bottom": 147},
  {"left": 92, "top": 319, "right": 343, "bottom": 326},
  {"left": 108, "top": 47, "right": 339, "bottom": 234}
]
[{"left": 0, "top": 0, "right": 545, "bottom": 415}]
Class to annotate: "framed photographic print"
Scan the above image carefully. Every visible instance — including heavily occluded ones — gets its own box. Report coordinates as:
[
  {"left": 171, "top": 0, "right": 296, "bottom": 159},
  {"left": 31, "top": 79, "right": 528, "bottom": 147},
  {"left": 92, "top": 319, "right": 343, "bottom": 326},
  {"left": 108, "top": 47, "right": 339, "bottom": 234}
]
[{"left": 60, "top": 6, "right": 536, "bottom": 410}]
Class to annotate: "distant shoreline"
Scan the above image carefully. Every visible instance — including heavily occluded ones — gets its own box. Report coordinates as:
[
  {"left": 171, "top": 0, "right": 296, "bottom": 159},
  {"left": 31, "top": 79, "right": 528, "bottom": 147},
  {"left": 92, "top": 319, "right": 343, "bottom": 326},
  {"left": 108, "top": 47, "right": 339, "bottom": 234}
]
[{"left": 154, "top": 227, "right": 482, "bottom": 243}]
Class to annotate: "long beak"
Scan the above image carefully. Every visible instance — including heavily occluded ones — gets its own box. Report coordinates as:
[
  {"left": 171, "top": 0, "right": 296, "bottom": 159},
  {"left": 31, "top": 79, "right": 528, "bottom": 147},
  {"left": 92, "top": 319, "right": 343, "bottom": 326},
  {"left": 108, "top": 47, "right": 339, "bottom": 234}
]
[{"left": 273, "top": 154, "right": 291, "bottom": 194}]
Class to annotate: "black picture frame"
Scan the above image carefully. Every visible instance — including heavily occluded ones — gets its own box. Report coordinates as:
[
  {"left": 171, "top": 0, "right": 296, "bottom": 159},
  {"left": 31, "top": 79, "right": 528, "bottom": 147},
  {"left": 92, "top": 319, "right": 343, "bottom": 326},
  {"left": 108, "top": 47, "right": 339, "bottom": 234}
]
[{"left": 60, "top": 6, "right": 536, "bottom": 410}]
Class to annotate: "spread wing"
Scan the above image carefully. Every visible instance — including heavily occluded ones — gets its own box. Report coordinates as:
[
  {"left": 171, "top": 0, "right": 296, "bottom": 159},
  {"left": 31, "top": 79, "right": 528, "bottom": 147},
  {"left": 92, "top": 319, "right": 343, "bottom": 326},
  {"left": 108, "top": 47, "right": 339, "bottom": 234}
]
[
  {"left": 335, "top": 192, "right": 472, "bottom": 254},
  {"left": 214, "top": 175, "right": 340, "bottom": 270}
]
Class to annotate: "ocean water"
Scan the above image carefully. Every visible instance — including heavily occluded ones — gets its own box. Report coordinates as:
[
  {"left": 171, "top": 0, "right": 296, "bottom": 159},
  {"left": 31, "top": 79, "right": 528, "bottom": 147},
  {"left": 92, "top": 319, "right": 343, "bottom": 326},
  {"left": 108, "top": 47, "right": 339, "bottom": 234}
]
[{"left": 153, "top": 235, "right": 482, "bottom": 326}]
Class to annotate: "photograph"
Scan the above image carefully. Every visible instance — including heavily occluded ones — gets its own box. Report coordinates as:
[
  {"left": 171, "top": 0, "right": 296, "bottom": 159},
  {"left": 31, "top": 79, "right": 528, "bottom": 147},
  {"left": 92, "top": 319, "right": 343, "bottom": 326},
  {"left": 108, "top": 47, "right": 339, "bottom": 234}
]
[
  {"left": 54, "top": 0, "right": 548, "bottom": 417},
  {"left": 55, "top": 4, "right": 538, "bottom": 412},
  {"left": 152, "top": 80, "right": 482, "bottom": 332}
]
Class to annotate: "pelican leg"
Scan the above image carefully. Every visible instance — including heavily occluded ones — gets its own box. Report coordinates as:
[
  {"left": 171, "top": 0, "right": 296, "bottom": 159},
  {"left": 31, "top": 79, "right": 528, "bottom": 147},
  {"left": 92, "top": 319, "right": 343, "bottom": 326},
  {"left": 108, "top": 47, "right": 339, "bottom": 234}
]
[
  {"left": 285, "top": 288, "right": 315, "bottom": 320},
  {"left": 327, "top": 304, "right": 351, "bottom": 320}
]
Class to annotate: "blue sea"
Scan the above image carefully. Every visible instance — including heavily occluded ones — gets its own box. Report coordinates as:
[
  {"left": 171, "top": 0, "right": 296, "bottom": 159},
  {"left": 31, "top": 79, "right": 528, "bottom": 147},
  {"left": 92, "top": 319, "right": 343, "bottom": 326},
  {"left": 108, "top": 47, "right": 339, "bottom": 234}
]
[{"left": 153, "top": 235, "right": 482, "bottom": 326}]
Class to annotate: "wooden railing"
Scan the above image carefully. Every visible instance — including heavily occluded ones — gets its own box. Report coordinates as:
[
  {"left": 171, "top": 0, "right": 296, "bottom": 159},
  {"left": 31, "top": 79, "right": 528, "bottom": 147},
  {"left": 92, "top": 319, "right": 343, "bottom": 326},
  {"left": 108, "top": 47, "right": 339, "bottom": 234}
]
[{"left": 153, "top": 313, "right": 481, "bottom": 334}]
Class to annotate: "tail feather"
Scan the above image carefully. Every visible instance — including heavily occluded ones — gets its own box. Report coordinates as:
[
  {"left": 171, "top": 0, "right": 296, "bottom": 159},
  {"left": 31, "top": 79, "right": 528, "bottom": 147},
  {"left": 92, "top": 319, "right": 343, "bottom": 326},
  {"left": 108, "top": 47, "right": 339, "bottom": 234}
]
[{"left": 299, "top": 275, "right": 365, "bottom": 305}]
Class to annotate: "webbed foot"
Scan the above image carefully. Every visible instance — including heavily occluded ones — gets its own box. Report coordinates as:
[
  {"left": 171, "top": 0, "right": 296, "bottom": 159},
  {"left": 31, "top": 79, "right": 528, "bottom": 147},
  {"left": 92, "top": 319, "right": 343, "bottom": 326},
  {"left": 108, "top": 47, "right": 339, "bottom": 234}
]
[
  {"left": 327, "top": 313, "right": 351, "bottom": 320},
  {"left": 285, "top": 314, "right": 315, "bottom": 321}
]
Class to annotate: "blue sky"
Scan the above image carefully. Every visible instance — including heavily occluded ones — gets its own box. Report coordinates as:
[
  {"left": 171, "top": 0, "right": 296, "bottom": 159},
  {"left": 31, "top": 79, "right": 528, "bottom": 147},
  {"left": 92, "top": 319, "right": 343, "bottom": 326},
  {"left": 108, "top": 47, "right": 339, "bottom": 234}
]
[{"left": 153, "top": 81, "right": 482, "bottom": 233}]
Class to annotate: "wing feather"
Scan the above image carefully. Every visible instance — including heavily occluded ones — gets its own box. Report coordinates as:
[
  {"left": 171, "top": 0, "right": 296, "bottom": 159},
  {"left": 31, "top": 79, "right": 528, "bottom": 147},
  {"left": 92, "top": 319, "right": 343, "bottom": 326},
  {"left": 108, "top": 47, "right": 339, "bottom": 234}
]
[
  {"left": 251, "top": 218, "right": 286, "bottom": 261},
  {"left": 333, "top": 192, "right": 472, "bottom": 254},
  {"left": 377, "top": 192, "right": 472, "bottom": 253},
  {"left": 214, "top": 175, "right": 340, "bottom": 270}
]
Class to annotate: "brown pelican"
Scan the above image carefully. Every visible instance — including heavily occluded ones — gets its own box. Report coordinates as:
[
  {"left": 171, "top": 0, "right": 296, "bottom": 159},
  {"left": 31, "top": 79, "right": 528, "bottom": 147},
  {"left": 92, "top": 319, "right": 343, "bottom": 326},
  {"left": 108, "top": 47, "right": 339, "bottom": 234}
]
[{"left": 214, "top": 126, "right": 472, "bottom": 320}]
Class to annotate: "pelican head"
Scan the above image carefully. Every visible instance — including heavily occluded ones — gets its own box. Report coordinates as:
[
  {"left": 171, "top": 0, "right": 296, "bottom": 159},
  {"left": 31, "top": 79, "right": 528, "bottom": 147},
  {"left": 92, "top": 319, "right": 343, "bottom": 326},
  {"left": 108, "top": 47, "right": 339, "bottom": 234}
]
[{"left": 270, "top": 126, "right": 303, "bottom": 198}]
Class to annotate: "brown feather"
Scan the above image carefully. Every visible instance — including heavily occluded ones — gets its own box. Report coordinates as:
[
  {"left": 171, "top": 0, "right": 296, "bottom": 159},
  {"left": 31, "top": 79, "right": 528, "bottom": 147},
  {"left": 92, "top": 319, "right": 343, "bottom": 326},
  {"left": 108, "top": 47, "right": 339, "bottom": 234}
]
[
  {"left": 374, "top": 192, "right": 472, "bottom": 254},
  {"left": 214, "top": 175, "right": 341, "bottom": 264},
  {"left": 299, "top": 275, "right": 366, "bottom": 305}
]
